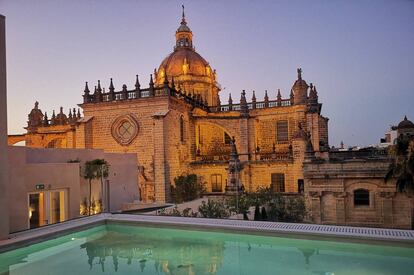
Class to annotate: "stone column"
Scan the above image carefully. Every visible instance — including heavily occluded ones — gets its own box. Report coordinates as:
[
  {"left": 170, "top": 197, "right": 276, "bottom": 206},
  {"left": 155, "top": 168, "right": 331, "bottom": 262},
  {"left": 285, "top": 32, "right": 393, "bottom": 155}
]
[
  {"left": 152, "top": 113, "right": 170, "bottom": 203},
  {"left": 238, "top": 118, "right": 249, "bottom": 162},
  {"left": 0, "top": 14, "right": 9, "bottom": 239},
  {"left": 309, "top": 191, "right": 321, "bottom": 223},
  {"left": 334, "top": 192, "right": 347, "bottom": 224},
  {"left": 380, "top": 192, "right": 395, "bottom": 227}
]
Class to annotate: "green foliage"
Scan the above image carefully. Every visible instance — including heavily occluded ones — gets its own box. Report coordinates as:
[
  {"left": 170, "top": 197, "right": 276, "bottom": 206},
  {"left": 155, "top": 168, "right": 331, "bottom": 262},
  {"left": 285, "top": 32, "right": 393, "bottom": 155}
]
[
  {"left": 386, "top": 136, "right": 414, "bottom": 193},
  {"left": 83, "top": 159, "right": 109, "bottom": 215},
  {"left": 267, "top": 194, "right": 306, "bottom": 223},
  {"left": 226, "top": 192, "right": 251, "bottom": 215},
  {"left": 198, "top": 199, "right": 230, "bottom": 219},
  {"left": 254, "top": 205, "right": 261, "bottom": 221},
  {"left": 158, "top": 207, "right": 197, "bottom": 217},
  {"left": 171, "top": 174, "right": 205, "bottom": 203},
  {"left": 83, "top": 159, "right": 109, "bottom": 181}
]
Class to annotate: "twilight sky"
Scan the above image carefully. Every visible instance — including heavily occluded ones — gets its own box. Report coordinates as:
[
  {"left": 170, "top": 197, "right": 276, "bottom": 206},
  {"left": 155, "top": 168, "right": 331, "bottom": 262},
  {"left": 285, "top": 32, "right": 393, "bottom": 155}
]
[{"left": 1, "top": 0, "right": 413, "bottom": 146}]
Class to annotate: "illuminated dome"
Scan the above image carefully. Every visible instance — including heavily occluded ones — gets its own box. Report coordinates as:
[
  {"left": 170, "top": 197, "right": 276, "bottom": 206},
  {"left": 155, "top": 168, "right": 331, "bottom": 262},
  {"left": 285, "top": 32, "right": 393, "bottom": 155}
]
[
  {"left": 158, "top": 48, "right": 211, "bottom": 78},
  {"left": 154, "top": 6, "right": 220, "bottom": 106}
]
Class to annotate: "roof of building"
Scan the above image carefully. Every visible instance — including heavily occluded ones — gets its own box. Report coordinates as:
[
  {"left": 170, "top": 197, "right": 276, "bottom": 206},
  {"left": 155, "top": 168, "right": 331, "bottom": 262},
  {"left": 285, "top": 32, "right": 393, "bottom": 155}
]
[
  {"left": 397, "top": 116, "right": 414, "bottom": 129},
  {"left": 159, "top": 48, "right": 210, "bottom": 77}
]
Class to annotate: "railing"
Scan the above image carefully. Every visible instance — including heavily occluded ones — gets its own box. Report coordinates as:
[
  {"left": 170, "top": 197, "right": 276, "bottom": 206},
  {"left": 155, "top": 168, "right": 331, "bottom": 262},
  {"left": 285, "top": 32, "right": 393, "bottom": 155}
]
[
  {"left": 253, "top": 151, "right": 292, "bottom": 161},
  {"left": 83, "top": 86, "right": 209, "bottom": 111},
  {"left": 195, "top": 154, "right": 230, "bottom": 162},
  {"left": 211, "top": 99, "right": 292, "bottom": 113}
]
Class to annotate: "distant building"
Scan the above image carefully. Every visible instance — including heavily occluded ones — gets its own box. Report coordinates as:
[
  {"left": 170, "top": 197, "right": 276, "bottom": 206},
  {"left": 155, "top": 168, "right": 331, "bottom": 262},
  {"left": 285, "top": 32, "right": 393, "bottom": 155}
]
[{"left": 304, "top": 116, "right": 414, "bottom": 229}]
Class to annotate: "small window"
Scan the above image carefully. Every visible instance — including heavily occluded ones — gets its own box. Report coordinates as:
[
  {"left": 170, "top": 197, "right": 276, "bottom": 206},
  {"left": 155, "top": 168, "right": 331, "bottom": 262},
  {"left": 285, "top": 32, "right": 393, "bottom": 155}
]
[
  {"left": 271, "top": 173, "right": 285, "bottom": 192},
  {"left": 180, "top": 116, "right": 185, "bottom": 143},
  {"left": 276, "top": 120, "right": 289, "bottom": 143},
  {"left": 224, "top": 132, "right": 232, "bottom": 145},
  {"left": 211, "top": 174, "right": 222, "bottom": 192},
  {"left": 354, "top": 189, "right": 370, "bottom": 206}
]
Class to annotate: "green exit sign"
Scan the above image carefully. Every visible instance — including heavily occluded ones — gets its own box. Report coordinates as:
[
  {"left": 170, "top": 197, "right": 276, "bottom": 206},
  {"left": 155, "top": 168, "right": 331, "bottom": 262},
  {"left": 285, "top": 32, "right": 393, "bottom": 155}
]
[{"left": 35, "top": 184, "right": 45, "bottom": 190}]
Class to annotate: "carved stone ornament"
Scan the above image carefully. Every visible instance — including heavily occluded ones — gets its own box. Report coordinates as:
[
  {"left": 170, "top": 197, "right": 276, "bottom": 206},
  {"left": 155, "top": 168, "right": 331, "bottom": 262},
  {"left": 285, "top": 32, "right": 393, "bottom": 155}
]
[
  {"left": 111, "top": 114, "right": 139, "bottom": 146},
  {"left": 379, "top": 191, "right": 396, "bottom": 199},
  {"left": 309, "top": 191, "right": 321, "bottom": 198}
]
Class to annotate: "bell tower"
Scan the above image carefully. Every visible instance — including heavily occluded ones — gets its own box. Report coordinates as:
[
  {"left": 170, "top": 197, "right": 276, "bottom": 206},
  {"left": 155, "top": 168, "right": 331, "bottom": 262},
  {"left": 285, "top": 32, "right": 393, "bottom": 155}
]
[{"left": 175, "top": 5, "right": 193, "bottom": 50}]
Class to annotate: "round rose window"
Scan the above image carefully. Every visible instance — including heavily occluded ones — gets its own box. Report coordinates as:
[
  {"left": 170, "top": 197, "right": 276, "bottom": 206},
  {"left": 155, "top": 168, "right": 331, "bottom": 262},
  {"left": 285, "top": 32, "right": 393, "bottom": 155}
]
[{"left": 111, "top": 115, "right": 139, "bottom": 146}]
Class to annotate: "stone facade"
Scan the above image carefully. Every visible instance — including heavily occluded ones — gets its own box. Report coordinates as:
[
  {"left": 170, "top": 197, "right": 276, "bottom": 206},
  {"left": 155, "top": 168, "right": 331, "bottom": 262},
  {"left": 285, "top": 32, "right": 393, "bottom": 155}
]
[
  {"left": 9, "top": 11, "right": 329, "bottom": 204},
  {"left": 304, "top": 147, "right": 413, "bottom": 229}
]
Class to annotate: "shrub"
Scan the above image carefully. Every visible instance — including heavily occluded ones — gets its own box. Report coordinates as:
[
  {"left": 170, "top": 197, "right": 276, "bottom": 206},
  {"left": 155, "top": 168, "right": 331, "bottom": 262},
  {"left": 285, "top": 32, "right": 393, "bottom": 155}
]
[
  {"left": 268, "top": 195, "right": 306, "bottom": 223},
  {"left": 226, "top": 192, "right": 251, "bottom": 215},
  {"left": 171, "top": 174, "right": 205, "bottom": 203},
  {"left": 198, "top": 199, "right": 229, "bottom": 219}
]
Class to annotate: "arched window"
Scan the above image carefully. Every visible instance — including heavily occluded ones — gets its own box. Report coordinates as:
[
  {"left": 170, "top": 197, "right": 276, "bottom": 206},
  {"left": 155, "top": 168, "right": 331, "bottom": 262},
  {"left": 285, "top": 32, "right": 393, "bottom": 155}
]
[
  {"left": 354, "top": 189, "right": 370, "bottom": 206},
  {"left": 180, "top": 116, "right": 185, "bottom": 143}
]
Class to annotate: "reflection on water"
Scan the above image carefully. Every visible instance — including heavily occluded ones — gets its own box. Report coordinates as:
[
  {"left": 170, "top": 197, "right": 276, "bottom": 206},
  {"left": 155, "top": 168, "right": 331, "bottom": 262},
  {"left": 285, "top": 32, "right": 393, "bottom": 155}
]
[
  {"left": 1, "top": 224, "right": 414, "bottom": 275},
  {"left": 80, "top": 227, "right": 226, "bottom": 274}
]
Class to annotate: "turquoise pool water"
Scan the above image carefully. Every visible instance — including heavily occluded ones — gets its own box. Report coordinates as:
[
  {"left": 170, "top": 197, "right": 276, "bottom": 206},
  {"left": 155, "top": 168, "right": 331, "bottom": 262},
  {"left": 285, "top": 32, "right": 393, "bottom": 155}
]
[{"left": 1, "top": 224, "right": 414, "bottom": 275}]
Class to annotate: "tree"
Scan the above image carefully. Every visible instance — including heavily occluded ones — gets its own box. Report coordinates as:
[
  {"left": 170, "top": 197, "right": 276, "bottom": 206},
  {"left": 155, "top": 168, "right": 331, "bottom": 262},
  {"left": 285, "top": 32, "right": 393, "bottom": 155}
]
[
  {"left": 171, "top": 174, "right": 205, "bottom": 203},
  {"left": 385, "top": 135, "right": 414, "bottom": 193},
  {"left": 83, "top": 159, "right": 109, "bottom": 215},
  {"left": 261, "top": 206, "right": 268, "bottom": 221},
  {"left": 254, "top": 205, "right": 261, "bottom": 221}
]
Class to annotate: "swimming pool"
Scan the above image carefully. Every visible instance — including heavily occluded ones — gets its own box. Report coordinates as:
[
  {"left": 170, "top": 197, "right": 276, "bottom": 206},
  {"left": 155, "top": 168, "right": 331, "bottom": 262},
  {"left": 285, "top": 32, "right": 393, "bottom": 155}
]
[{"left": 1, "top": 222, "right": 413, "bottom": 275}]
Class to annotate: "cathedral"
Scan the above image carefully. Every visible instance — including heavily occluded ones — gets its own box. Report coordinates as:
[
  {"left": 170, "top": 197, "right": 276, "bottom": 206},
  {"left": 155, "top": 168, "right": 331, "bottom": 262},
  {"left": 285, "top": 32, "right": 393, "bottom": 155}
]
[{"left": 9, "top": 10, "right": 329, "bottom": 203}]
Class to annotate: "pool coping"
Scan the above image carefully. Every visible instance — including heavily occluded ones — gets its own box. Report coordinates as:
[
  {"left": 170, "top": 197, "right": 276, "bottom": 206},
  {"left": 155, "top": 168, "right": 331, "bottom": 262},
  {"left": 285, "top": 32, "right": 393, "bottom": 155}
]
[{"left": 1, "top": 213, "right": 413, "bottom": 253}]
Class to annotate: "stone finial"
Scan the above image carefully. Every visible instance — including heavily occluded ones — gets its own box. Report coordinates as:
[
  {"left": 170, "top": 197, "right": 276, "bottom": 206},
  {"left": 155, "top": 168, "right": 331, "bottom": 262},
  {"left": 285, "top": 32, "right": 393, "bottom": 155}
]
[
  {"left": 122, "top": 84, "right": 128, "bottom": 100},
  {"left": 59, "top": 106, "right": 64, "bottom": 114},
  {"left": 277, "top": 89, "right": 282, "bottom": 101},
  {"left": 84, "top": 82, "right": 90, "bottom": 94},
  {"left": 135, "top": 75, "right": 141, "bottom": 90},
  {"left": 109, "top": 78, "right": 115, "bottom": 93},
  {"left": 228, "top": 93, "right": 233, "bottom": 105},
  {"left": 68, "top": 108, "right": 72, "bottom": 119},
  {"left": 240, "top": 90, "right": 248, "bottom": 116},
  {"left": 34, "top": 101, "right": 39, "bottom": 109},
  {"left": 77, "top": 108, "right": 81, "bottom": 119},
  {"left": 252, "top": 90, "right": 257, "bottom": 109},
  {"left": 149, "top": 74, "right": 154, "bottom": 96},
  {"left": 51, "top": 110, "right": 56, "bottom": 125},
  {"left": 43, "top": 112, "right": 49, "bottom": 126},
  {"left": 264, "top": 90, "right": 269, "bottom": 108},
  {"left": 297, "top": 68, "right": 302, "bottom": 80},
  {"left": 182, "top": 4, "right": 186, "bottom": 24},
  {"left": 97, "top": 80, "right": 102, "bottom": 93}
]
